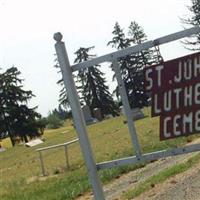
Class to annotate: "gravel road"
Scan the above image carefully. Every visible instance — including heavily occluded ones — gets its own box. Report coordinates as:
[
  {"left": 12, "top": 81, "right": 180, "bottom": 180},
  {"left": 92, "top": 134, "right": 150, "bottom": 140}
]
[
  {"left": 76, "top": 138, "right": 200, "bottom": 200},
  {"left": 135, "top": 159, "right": 200, "bottom": 200}
]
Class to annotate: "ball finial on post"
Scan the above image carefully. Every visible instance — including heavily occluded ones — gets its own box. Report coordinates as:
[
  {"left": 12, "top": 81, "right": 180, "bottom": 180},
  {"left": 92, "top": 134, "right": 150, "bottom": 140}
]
[{"left": 54, "top": 32, "right": 63, "bottom": 42}]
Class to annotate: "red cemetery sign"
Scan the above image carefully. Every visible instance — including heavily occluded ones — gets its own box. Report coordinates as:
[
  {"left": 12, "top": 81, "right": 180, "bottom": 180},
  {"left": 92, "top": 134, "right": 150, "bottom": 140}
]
[{"left": 144, "top": 52, "right": 200, "bottom": 140}]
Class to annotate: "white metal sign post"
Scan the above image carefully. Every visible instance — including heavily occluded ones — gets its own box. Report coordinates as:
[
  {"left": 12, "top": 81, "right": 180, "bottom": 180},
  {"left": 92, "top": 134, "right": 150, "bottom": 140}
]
[
  {"left": 54, "top": 33, "right": 105, "bottom": 200},
  {"left": 54, "top": 27, "right": 200, "bottom": 199},
  {"left": 112, "top": 60, "right": 142, "bottom": 158}
]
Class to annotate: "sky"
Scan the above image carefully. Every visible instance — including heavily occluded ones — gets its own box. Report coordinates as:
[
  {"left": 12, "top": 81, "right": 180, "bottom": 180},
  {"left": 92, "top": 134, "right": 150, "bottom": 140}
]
[{"left": 0, "top": 0, "right": 194, "bottom": 116}]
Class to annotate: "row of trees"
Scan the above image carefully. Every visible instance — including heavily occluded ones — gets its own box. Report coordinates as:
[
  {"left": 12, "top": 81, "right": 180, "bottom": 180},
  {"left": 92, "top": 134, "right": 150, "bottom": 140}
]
[
  {"left": 56, "top": 1, "right": 200, "bottom": 115},
  {"left": 55, "top": 46, "right": 120, "bottom": 118},
  {"left": 56, "top": 21, "right": 162, "bottom": 115},
  {"left": 45, "top": 107, "right": 70, "bottom": 129},
  {"left": 107, "top": 22, "right": 163, "bottom": 108}
]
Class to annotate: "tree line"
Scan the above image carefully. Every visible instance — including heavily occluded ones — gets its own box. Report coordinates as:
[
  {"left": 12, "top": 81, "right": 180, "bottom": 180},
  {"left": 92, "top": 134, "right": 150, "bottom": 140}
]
[
  {"left": 56, "top": 21, "right": 163, "bottom": 118},
  {"left": 1, "top": 0, "right": 199, "bottom": 147},
  {"left": 56, "top": 0, "right": 200, "bottom": 117}
]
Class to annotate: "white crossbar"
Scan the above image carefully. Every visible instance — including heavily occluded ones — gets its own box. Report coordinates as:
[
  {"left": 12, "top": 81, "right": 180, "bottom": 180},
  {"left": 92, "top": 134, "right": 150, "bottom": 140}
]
[
  {"left": 96, "top": 143, "right": 200, "bottom": 170},
  {"left": 36, "top": 138, "right": 78, "bottom": 151}
]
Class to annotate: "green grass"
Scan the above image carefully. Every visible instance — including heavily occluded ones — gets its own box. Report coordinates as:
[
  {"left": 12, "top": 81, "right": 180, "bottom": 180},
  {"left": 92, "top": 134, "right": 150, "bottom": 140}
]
[
  {"left": 124, "top": 153, "right": 200, "bottom": 199},
  {"left": 0, "top": 108, "right": 199, "bottom": 200}
]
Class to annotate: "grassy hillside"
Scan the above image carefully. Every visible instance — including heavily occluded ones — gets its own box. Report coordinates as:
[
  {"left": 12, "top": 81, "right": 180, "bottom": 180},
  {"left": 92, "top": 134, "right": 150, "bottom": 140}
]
[{"left": 0, "top": 108, "right": 199, "bottom": 200}]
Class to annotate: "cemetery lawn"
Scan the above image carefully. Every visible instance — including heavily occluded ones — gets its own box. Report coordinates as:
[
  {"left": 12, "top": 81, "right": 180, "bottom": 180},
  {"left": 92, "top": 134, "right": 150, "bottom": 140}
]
[{"left": 0, "top": 108, "right": 199, "bottom": 200}]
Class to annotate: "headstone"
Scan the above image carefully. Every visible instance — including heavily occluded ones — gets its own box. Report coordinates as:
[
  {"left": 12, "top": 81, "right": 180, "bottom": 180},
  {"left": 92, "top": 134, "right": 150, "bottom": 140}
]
[
  {"left": 93, "top": 108, "right": 103, "bottom": 121},
  {"left": 82, "top": 105, "right": 92, "bottom": 121},
  {"left": 120, "top": 106, "right": 144, "bottom": 121},
  {"left": 119, "top": 106, "right": 125, "bottom": 115},
  {"left": 132, "top": 108, "right": 144, "bottom": 121},
  {"left": 25, "top": 138, "right": 44, "bottom": 147},
  {"left": 0, "top": 147, "right": 5, "bottom": 152},
  {"left": 82, "top": 105, "right": 97, "bottom": 125}
]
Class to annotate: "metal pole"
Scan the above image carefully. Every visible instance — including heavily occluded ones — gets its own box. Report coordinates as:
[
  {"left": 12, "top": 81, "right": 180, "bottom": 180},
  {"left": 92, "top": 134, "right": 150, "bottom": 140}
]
[
  {"left": 112, "top": 60, "right": 142, "bottom": 159},
  {"left": 64, "top": 145, "right": 70, "bottom": 169},
  {"left": 54, "top": 33, "right": 105, "bottom": 200},
  {"left": 38, "top": 151, "right": 45, "bottom": 176},
  {"left": 36, "top": 138, "right": 78, "bottom": 152}
]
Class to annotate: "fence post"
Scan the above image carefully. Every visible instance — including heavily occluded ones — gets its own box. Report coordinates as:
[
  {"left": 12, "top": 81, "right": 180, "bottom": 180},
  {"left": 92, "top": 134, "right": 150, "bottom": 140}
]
[
  {"left": 112, "top": 60, "right": 142, "bottom": 159},
  {"left": 54, "top": 32, "right": 105, "bottom": 200},
  {"left": 38, "top": 151, "right": 46, "bottom": 176},
  {"left": 64, "top": 145, "right": 70, "bottom": 169}
]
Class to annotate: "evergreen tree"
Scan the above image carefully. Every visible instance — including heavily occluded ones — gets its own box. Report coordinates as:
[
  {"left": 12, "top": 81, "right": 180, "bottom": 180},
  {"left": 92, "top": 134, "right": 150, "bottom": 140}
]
[
  {"left": 107, "top": 22, "right": 131, "bottom": 101},
  {"left": 127, "top": 21, "right": 162, "bottom": 108},
  {"left": 107, "top": 22, "right": 130, "bottom": 50},
  {"left": 74, "top": 47, "right": 95, "bottom": 106},
  {"left": 36, "top": 117, "right": 47, "bottom": 135},
  {"left": 182, "top": 0, "right": 200, "bottom": 50},
  {"left": 0, "top": 67, "right": 41, "bottom": 146},
  {"left": 108, "top": 21, "right": 162, "bottom": 108},
  {"left": 46, "top": 110, "right": 63, "bottom": 129},
  {"left": 54, "top": 58, "right": 70, "bottom": 110},
  {"left": 74, "top": 47, "right": 119, "bottom": 117}
]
